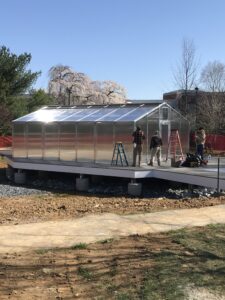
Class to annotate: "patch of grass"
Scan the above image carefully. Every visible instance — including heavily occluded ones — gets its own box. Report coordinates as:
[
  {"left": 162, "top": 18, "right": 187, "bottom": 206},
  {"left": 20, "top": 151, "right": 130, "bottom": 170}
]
[
  {"left": 77, "top": 266, "right": 93, "bottom": 280},
  {"left": 136, "top": 224, "right": 225, "bottom": 299},
  {"left": 98, "top": 238, "right": 114, "bottom": 244},
  {"left": 71, "top": 243, "right": 87, "bottom": 250},
  {"left": 35, "top": 248, "right": 51, "bottom": 254},
  {"left": 109, "top": 265, "right": 117, "bottom": 277},
  {"left": 116, "top": 293, "right": 133, "bottom": 300}
]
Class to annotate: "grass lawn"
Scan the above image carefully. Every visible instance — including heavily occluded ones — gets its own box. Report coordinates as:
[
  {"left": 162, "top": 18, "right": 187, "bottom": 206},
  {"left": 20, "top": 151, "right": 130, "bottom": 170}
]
[{"left": 0, "top": 224, "right": 225, "bottom": 299}]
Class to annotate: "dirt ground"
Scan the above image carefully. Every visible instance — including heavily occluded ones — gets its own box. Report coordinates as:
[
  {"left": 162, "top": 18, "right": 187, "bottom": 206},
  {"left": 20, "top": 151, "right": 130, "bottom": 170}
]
[
  {"left": 0, "top": 160, "right": 225, "bottom": 299},
  {"left": 0, "top": 232, "right": 177, "bottom": 299},
  {"left": 1, "top": 193, "right": 225, "bottom": 226}
]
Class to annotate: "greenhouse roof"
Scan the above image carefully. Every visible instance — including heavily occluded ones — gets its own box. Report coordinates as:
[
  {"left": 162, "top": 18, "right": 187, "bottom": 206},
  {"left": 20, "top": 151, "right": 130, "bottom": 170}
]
[{"left": 13, "top": 103, "right": 163, "bottom": 123}]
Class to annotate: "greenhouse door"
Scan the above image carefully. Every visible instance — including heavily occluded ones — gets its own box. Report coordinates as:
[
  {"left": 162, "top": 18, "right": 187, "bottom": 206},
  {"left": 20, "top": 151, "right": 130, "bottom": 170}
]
[{"left": 160, "top": 121, "right": 170, "bottom": 157}]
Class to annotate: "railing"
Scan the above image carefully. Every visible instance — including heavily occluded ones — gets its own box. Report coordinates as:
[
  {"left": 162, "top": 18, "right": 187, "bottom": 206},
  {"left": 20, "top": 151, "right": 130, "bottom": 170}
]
[{"left": 216, "top": 157, "right": 225, "bottom": 193}]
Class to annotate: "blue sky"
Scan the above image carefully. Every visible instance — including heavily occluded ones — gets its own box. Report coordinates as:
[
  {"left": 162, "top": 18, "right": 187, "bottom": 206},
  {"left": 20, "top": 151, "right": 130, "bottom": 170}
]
[{"left": 0, "top": 0, "right": 225, "bottom": 99}]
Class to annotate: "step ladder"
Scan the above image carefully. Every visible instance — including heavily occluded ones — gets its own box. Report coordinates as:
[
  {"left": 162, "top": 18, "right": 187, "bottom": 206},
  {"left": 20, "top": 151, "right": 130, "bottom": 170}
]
[
  {"left": 111, "top": 142, "right": 128, "bottom": 166},
  {"left": 166, "top": 129, "right": 184, "bottom": 161}
]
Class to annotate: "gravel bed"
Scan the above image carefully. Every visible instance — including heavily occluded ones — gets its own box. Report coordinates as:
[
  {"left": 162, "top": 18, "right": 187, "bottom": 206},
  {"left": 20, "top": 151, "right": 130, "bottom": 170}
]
[
  {"left": 0, "top": 170, "right": 223, "bottom": 198},
  {"left": 0, "top": 183, "right": 48, "bottom": 197}
]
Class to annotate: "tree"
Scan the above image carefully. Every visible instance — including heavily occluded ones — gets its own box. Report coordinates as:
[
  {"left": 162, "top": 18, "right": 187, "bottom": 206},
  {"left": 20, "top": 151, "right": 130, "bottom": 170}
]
[
  {"left": 27, "top": 89, "right": 54, "bottom": 112},
  {"left": 48, "top": 65, "right": 126, "bottom": 105},
  {"left": 173, "top": 38, "right": 199, "bottom": 91},
  {"left": 196, "top": 92, "right": 225, "bottom": 134},
  {"left": 0, "top": 46, "right": 40, "bottom": 103},
  {"left": 200, "top": 60, "right": 225, "bottom": 92},
  {"left": 197, "top": 61, "right": 225, "bottom": 134},
  {"left": 0, "top": 46, "right": 41, "bottom": 134},
  {"left": 0, "top": 103, "right": 12, "bottom": 135}
]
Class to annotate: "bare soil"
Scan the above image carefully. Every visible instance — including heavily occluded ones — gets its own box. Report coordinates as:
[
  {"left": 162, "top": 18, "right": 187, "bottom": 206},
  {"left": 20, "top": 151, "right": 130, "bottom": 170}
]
[
  {"left": 0, "top": 161, "right": 225, "bottom": 299},
  {"left": 0, "top": 192, "right": 225, "bottom": 226}
]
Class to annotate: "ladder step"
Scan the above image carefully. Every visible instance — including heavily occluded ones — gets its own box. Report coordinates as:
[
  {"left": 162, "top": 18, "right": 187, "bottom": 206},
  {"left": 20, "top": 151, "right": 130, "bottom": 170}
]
[
  {"left": 166, "top": 130, "right": 184, "bottom": 161},
  {"left": 111, "top": 142, "right": 128, "bottom": 166}
]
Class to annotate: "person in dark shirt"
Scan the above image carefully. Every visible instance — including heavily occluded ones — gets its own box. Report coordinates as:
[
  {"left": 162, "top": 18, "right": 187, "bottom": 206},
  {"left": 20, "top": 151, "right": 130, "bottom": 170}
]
[
  {"left": 132, "top": 126, "right": 145, "bottom": 167},
  {"left": 148, "top": 131, "right": 162, "bottom": 166}
]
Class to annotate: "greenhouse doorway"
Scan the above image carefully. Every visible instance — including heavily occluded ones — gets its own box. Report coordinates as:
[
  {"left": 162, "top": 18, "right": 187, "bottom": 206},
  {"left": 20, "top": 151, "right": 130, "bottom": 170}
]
[{"left": 160, "top": 121, "right": 170, "bottom": 158}]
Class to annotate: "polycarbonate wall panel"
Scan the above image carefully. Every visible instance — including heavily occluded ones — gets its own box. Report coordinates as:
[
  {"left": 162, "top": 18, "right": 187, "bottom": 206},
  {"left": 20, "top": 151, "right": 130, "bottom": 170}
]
[
  {"left": 59, "top": 123, "right": 76, "bottom": 161},
  {"left": 114, "top": 122, "right": 134, "bottom": 165},
  {"left": 169, "top": 109, "right": 189, "bottom": 156},
  {"left": 160, "top": 120, "right": 171, "bottom": 158},
  {"left": 12, "top": 123, "right": 27, "bottom": 158},
  {"left": 27, "top": 123, "right": 43, "bottom": 159},
  {"left": 43, "top": 123, "right": 59, "bottom": 160},
  {"left": 77, "top": 122, "right": 94, "bottom": 162},
  {"left": 95, "top": 122, "right": 114, "bottom": 163},
  {"left": 179, "top": 117, "right": 190, "bottom": 155},
  {"left": 136, "top": 117, "right": 148, "bottom": 163},
  {"left": 147, "top": 111, "right": 160, "bottom": 160}
]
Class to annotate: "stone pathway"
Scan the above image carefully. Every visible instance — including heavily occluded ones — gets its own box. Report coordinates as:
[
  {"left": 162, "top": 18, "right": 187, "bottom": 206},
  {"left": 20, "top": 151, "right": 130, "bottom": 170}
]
[{"left": 0, "top": 205, "right": 225, "bottom": 253}]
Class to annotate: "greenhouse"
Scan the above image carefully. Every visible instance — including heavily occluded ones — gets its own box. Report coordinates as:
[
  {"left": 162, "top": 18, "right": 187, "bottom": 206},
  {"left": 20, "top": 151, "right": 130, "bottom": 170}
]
[{"left": 12, "top": 102, "right": 189, "bottom": 165}]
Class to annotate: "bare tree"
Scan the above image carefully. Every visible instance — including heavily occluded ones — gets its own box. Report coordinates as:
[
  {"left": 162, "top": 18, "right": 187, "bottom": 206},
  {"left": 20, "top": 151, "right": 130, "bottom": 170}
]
[
  {"left": 48, "top": 65, "right": 126, "bottom": 105},
  {"left": 173, "top": 38, "right": 199, "bottom": 91},
  {"left": 198, "top": 61, "right": 225, "bottom": 134},
  {"left": 200, "top": 60, "right": 225, "bottom": 92},
  {"left": 197, "top": 92, "right": 225, "bottom": 133}
]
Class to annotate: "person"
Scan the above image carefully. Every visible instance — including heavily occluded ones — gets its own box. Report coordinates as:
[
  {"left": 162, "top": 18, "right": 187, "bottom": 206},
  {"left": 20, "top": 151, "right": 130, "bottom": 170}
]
[
  {"left": 148, "top": 131, "right": 163, "bottom": 166},
  {"left": 132, "top": 126, "right": 145, "bottom": 167},
  {"left": 195, "top": 127, "right": 206, "bottom": 160}
]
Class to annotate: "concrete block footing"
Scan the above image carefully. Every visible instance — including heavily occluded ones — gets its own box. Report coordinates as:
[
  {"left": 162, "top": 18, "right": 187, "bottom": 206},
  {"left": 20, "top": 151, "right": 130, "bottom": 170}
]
[
  {"left": 6, "top": 167, "right": 15, "bottom": 180},
  {"left": 128, "top": 182, "right": 142, "bottom": 196},
  {"left": 76, "top": 177, "right": 89, "bottom": 192},
  {"left": 14, "top": 172, "right": 26, "bottom": 184}
]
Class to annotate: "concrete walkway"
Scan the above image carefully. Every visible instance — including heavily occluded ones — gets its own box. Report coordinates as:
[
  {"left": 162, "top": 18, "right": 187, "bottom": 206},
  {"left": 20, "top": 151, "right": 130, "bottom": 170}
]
[{"left": 0, "top": 205, "right": 225, "bottom": 253}]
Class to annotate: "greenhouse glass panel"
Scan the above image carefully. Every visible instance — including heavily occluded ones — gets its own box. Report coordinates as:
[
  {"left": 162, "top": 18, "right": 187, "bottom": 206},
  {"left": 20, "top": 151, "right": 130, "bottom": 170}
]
[
  {"left": 117, "top": 107, "right": 154, "bottom": 122},
  {"left": 99, "top": 108, "right": 134, "bottom": 122},
  {"left": 43, "top": 123, "right": 59, "bottom": 160},
  {"left": 12, "top": 123, "right": 27, "bottom": 158},
  {"left": 59, "top": 123, "right": 76, "bottom": 161},
  {"left": 63, "top": 109, "right": 98, "bottom": 121},
  {"left": 81, "top": 108, "right": 117, "bottom": 121},
  {"left": 29, "top": 109, "right": 65, "bottom": 123},
  {"left": 95, "top": 122, "right": 114, "bottom": 163},
  {"left": 136, "top": 116, "right": 148, "bottom": 163},
  {"left": 179, "top": 116, "right": 190, "bottom": 154},
  {"left": 77, "top": 122, "right": 94, "bottom": 162},
  {"left": 114, "top": 122, "right": 134, "bottom": 164},
  {"left": 27, "top": 123, "right": 43, "bottom": 159},
  {"left": 53, "top": 109, "right": 81, "bottom": 121},
  {"left": 13, "top": 111, "right": 40, "bottom": 122},
  {"left": 59, "top": 109, "right": 83, "bottom": 121},
  {"left": 160, "top": 120, "right": 171, "bottom": 157}
]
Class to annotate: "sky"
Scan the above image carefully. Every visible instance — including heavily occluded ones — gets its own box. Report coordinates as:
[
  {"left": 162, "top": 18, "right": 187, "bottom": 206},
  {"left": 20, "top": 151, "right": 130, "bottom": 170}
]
[{"left": 0, "top": 0, "right": 225, "bottom": 99}]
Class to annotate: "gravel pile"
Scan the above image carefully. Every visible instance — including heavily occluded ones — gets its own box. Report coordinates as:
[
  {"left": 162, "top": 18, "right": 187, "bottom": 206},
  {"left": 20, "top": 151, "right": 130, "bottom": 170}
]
[{"left": 0, "top": 183, "right": 48, "bottom": 197}]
